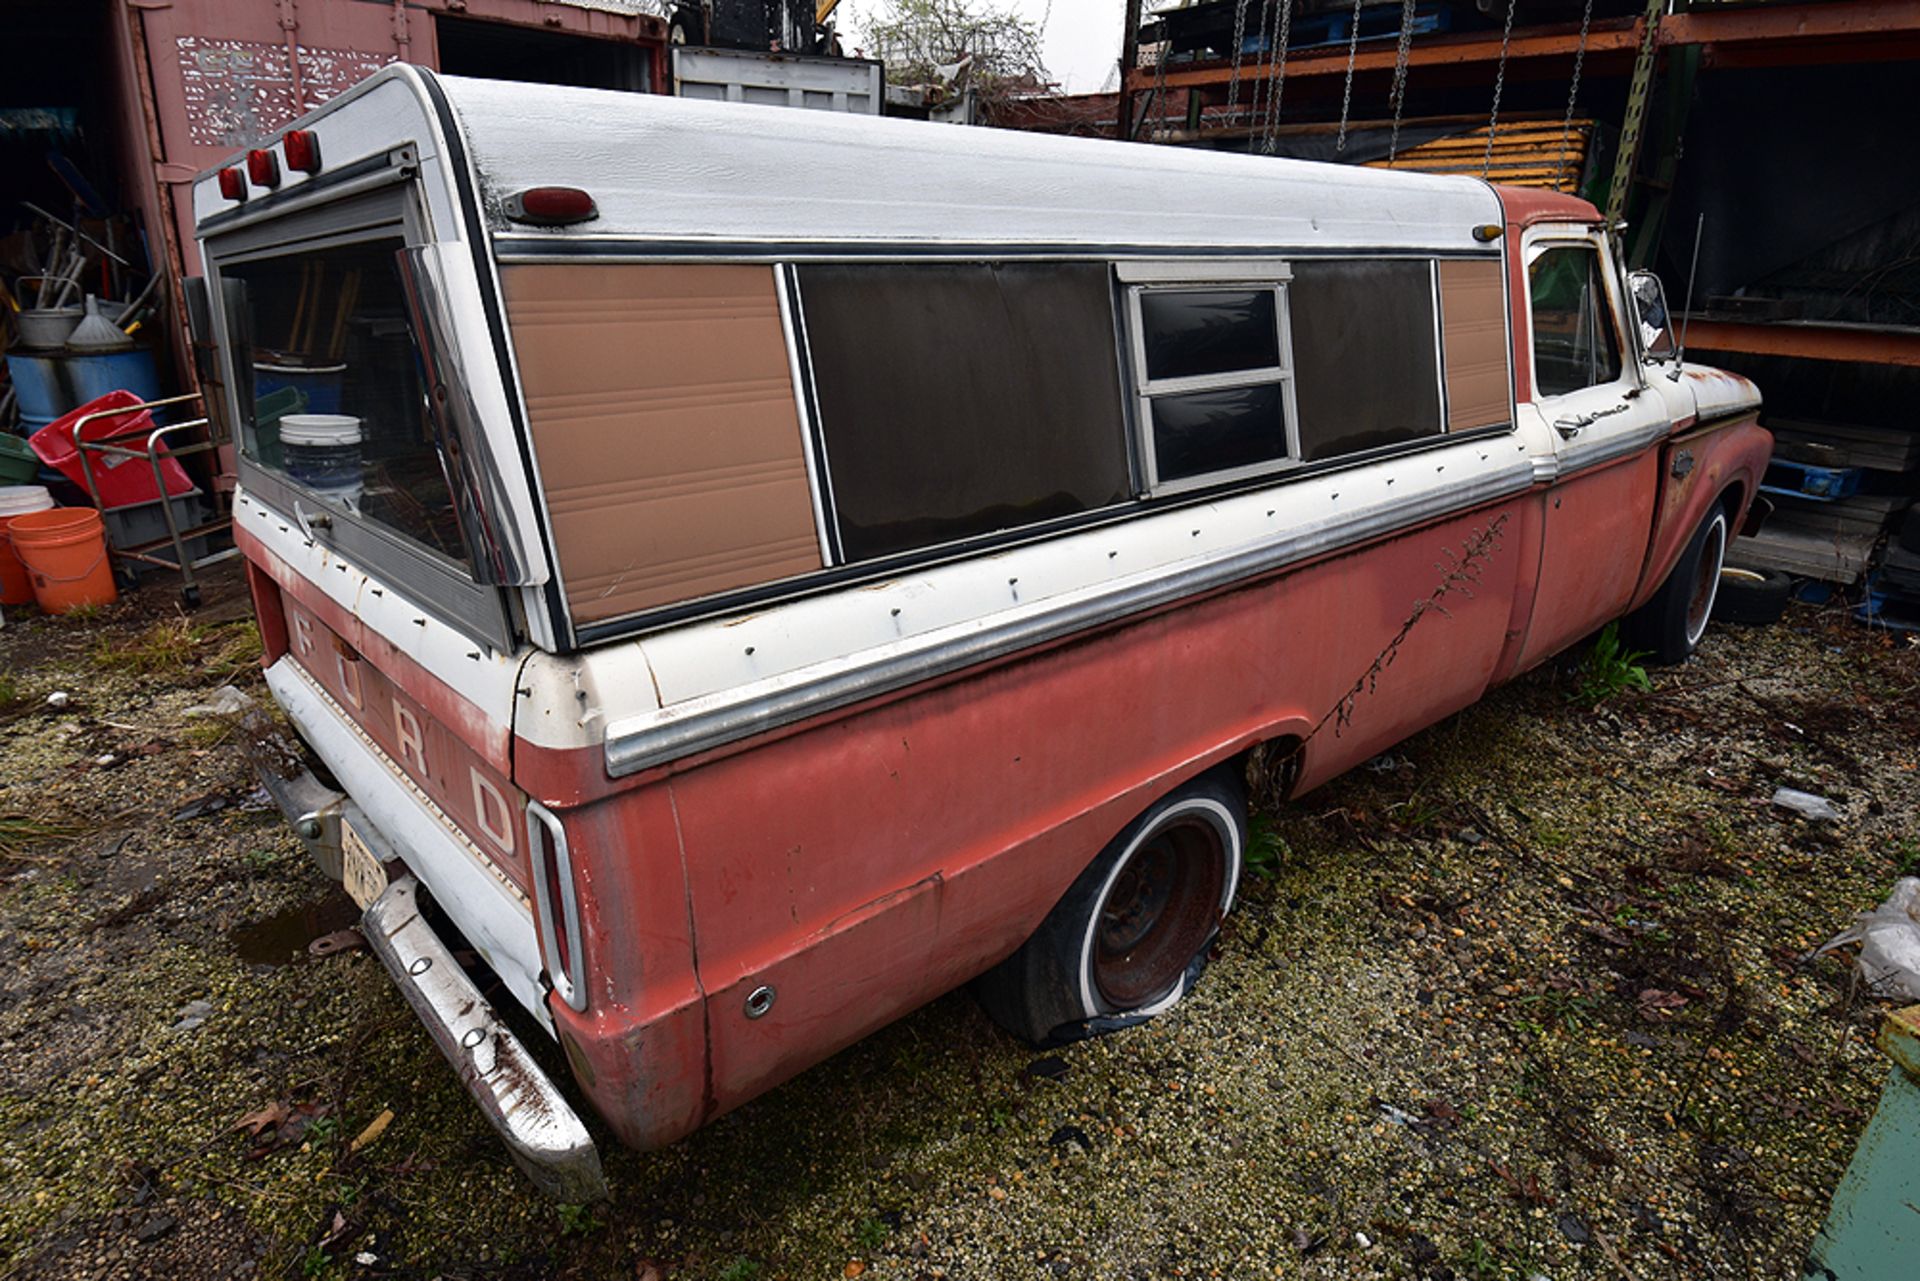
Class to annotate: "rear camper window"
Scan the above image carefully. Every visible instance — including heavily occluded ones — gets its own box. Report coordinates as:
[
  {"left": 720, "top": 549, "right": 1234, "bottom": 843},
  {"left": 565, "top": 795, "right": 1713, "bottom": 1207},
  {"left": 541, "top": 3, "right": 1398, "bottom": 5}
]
[
  {"left": 1289, "top": 260, "right": 1444, "bottom": 462},
  {"left": 222, "top": 240, "right": 470, "bottom": 568},
  {"left": 797, "top": 262, "right": 1131, "bottom": 563}
]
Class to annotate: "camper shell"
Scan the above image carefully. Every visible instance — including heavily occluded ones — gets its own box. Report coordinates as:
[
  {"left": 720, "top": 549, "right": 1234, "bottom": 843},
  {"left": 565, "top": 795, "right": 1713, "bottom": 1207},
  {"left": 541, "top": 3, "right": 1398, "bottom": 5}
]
[{"left": 194, "top": 66, "right": 1768, "bottom": 1199}]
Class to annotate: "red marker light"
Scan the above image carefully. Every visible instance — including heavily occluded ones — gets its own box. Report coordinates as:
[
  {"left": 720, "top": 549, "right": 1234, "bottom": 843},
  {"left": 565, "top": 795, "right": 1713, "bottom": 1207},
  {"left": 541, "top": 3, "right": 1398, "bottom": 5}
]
[
  {"left": 283, "top": 129, "right": 322, "bottom": 173},
  {"left": 217, "top": 167, "right": 247, "bottom": 202},
  {"left": 506, "top": 186, "right": 598, "bottom": 226},
  {"left": 246, "top": 148, "right": 281, "bottom": 189}
]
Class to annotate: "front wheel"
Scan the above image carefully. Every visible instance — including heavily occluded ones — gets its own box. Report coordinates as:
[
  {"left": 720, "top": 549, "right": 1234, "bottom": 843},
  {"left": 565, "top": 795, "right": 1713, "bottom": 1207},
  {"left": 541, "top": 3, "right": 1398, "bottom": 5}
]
[
  {"left": 1623, "top": 503, "right": 1729, "bottom": 665},
  {"left": 974, "top": 768, "right": 1246, "bottom": 1046}
]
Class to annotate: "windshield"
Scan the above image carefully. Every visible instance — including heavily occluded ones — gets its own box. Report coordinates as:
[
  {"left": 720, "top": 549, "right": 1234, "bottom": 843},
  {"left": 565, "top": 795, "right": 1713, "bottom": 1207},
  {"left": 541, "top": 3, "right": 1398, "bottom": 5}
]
[{"left": 222, "top": 238, "right": 472, "bottom": 569}]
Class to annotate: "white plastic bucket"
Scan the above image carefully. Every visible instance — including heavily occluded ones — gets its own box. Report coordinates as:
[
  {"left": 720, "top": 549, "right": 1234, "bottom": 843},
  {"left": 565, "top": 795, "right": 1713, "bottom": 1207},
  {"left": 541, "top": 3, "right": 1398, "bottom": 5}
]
[
  {"left": 279, "top": 414, "right": 363, "bottom": 491},
  {"left": 0, "top": 485, "right": 54, "bottom": 517}
]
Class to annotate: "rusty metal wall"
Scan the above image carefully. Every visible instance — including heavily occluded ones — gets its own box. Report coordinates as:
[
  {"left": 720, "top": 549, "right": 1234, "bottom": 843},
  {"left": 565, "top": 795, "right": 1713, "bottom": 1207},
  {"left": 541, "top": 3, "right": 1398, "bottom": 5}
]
[{"left": 108, "top": 0, "right": 666, "bottom": 386}]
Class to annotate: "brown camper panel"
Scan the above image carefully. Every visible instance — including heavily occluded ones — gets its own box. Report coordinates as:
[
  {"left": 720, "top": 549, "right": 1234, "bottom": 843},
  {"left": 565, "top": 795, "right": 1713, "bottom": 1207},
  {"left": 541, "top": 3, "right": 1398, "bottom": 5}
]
[
  {"left": 501, "top": 263, "right": 822, "bottom": 625},
  {"left": 1437, "top": 258, "right": 1512, "bottom": 432}
]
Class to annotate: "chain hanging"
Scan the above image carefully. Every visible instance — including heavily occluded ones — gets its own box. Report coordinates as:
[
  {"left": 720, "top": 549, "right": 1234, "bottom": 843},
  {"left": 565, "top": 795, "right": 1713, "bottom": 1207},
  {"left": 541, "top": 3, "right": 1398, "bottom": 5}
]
[
  {"left": 1225, "top": 0, "right": 1253, "bottom": 123},
  {"left": 1333, "top": 0, "right": 1366, "bottom": 153},
  {"left": 1247, "top": 0, "right": 1288, "bottom": 152},
  {"left": 1553, "top": 0, "right": 1595, "bottom": 192},
  {"left": 1481, "top": 0, "right": 1517, "bottom": 179},
  {"left": 1145, "top": 25, "right": 1172, "bottom": 141},
  {"left": 1259, "top": 0, "right": 1295, "bottom": 154},
  {"left": 1385, "top": 0, "right": 1418, "bottom": 165}
]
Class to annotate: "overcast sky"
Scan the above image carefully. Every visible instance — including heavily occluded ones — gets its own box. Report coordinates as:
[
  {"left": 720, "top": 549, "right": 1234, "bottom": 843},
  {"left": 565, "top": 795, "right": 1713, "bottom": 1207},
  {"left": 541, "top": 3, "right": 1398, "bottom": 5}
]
[{"left": 835, "top": 0, "right": 1131, "bottom": 94}]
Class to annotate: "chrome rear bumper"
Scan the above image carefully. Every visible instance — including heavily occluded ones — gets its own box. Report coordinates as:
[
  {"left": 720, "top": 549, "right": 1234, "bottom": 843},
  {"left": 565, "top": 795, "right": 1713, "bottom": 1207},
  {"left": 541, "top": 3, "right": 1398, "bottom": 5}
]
[{"left": 361, "top": 875, "right": 608, "bottom": 1203}]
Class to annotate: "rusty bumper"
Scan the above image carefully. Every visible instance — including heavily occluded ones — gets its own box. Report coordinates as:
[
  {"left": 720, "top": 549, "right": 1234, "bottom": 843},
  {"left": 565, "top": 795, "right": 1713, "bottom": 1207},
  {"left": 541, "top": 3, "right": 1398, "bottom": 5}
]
[{"left": 360, "top": 875, "right": 608, "bottom": 1203}]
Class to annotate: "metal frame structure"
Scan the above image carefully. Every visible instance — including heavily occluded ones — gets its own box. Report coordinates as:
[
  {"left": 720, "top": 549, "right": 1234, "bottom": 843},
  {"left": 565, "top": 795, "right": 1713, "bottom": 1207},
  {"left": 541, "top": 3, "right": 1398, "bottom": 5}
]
[
  {"left": 70, "top": 392, "right": 240, "bottom": 605},
  {"left": 1108, "top": 0, "right": 1920, "bottom": 381}
]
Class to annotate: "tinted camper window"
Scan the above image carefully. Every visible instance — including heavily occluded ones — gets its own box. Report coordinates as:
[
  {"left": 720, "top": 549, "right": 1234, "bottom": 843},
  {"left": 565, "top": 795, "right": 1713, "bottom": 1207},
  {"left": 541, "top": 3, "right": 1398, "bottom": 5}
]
[
  {"left": 1289, "top": 260, "right": 1444, "bottom": 462},
  {"left": 798, "top": 263, "right": 1130, "bottom": 563}
]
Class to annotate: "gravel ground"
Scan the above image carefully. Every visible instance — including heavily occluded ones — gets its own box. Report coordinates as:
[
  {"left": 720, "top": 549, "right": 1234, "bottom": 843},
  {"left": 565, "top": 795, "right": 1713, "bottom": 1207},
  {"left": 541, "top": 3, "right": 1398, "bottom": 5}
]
[{"left": 1, "top": 564, "right": 1917, "bottom": 1281}]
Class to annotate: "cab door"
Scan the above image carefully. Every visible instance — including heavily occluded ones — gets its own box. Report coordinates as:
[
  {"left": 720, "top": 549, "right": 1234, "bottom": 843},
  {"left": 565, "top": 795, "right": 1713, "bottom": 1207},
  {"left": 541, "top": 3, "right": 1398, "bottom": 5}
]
[{"left": 1511, "top": 229, "right": 1668, "bottom": 671}]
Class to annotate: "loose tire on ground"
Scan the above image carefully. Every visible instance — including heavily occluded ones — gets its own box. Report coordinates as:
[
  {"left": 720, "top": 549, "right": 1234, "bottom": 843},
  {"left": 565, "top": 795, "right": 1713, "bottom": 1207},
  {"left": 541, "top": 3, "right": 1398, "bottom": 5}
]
[
  {"left": 974, "top": 768, "right": 1247, "bottom": 1047},
  {"left": 1622, "top": 503, "right": 1730, "bottom": 666},
  {"left": 1713, "top": 566, "right": 1791, "bottom": 626}
]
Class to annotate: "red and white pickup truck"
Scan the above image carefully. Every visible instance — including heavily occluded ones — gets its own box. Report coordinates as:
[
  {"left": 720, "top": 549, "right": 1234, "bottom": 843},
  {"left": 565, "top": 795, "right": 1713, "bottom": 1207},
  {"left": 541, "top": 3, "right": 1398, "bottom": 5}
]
[{"left": 191, "top": 66, "right": 1768, "bottom": 1198}]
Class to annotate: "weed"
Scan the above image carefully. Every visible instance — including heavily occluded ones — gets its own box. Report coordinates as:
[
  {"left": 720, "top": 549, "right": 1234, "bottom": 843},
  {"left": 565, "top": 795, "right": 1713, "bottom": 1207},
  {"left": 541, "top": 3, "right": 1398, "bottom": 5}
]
[
  {"left": 0, "top": 671, "right": 17, "bottom": 708},
  {"left": 182, "top": 718, "right": 235, "bottom": 748},
  {"left": 854, "top": 1216, "right": 887, "bottom": 1250},
  {"left": 988, "top": 1104, "right": 1011, "bottom": 1129},
  {"left": 1573, "top": 622, "right": 1653, "bottom": 706},
  {"left": 717, "top": 1260, "right": 762, "bottom": 1281},
  {"left": 557, "top": 1202, "right": 600, "bottom": 1236},
  {"left": 1388, "top": 787, "right": 1448, "bottom": 835},
  {"left": 1892, "top": 838, "right": 1920, "bottom": 878},
  {"left": 1516, "top": 989, "right": 1599, "bottom": 1034},
  {"left": 1244, "top": 814, "right": 1286, "bottom": 881},
  {"left": 0, "top": 813, "right": 78, "bottom": 859},
  {"left": 1459, "top": 1238, "right": 1500, "bottom": 1279},
  {"left": 90, "top": 615, "right": 261, "bottom": 681}
]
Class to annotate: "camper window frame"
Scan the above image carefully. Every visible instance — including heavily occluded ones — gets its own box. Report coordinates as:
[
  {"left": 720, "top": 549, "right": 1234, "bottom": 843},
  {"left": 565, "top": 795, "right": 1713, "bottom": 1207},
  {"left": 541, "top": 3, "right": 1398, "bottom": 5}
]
[
  {"left": 206, "top": 187, "right": 516, "bottom": 652},
  {"left": 1119, "top": 260, "right": 1302, "bottom": 496}
]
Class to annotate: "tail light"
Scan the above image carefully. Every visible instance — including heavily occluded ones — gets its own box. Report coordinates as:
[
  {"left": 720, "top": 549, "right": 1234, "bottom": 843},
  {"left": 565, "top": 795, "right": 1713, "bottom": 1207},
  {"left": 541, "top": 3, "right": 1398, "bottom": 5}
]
[
  {"left": 217, "top": 167, "right": 247, "bottom": 202},
  {"left": 526, "top": 801, "right": 587, "bottom": 1011},
  {"left": 246, "top": 148, "right": 281, "bottom": 189},
  {"left": 504, "top": 186, "right": 598, "bottom": 227},
  {"left": 283, "top": 129, "right": 321, "bottom": 174},
  {"left": 246, "top": 560, "right": 290, "bottom": 665}
]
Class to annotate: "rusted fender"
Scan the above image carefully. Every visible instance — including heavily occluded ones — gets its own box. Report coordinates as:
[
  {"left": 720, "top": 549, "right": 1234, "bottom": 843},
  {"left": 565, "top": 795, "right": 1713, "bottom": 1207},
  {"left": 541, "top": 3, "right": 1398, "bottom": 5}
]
[{"left": 1627, "top": 417, "right": 1772, "bottom": 614}]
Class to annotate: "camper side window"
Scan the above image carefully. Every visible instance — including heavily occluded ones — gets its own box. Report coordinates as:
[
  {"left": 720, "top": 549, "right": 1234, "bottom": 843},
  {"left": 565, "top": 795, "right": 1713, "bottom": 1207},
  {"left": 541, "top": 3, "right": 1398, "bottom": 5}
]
[
  {"left": 1122, "top": 269, "right": 1296, "bottom": 492},
  {"left": 1123, "top": 259, "right": 1452, "bottom": 492},
  {"left": 797, "top": 262, "right": 1132, "bottom": 564}
]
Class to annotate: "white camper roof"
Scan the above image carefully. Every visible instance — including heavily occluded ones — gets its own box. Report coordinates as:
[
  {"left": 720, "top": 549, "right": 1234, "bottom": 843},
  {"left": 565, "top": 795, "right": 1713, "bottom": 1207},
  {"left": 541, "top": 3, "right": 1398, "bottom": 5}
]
[
  {"left": 192, "top": 66, "right": 1506, "bottom": 256},
  {"left": 438, "top": 71, "right": 1503, "bottom": 255}
]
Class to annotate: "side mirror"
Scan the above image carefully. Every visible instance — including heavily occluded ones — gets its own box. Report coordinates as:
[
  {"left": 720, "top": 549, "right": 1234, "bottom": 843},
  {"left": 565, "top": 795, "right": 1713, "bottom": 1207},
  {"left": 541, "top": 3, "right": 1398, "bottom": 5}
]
[{"left": 1629, "top": 270, "right": 1677, "bottom": 363}]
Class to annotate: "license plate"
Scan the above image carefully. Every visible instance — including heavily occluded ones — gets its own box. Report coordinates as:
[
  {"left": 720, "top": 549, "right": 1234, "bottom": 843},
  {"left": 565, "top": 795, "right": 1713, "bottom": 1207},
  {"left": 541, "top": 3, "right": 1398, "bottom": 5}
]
[{"left": 341, "top": 822, "right": 389, "bottom": 910}]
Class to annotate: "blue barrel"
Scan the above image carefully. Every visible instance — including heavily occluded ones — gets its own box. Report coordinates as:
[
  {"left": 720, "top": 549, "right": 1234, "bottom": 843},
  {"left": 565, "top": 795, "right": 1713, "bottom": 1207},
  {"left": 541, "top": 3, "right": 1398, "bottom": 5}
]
[{"left": 7, "top": 349, "right": 164, "bottom": 436}]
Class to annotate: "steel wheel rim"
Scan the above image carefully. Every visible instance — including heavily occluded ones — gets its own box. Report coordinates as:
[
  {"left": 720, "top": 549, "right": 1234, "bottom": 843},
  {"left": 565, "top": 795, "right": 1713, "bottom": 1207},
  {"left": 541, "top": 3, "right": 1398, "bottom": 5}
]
[
  {"left": 1685, "top": 516, "right": 1727, "bottom": 648},
  {"left": 1091, "top": 816, "right": 1226, "bottom": 1011}
]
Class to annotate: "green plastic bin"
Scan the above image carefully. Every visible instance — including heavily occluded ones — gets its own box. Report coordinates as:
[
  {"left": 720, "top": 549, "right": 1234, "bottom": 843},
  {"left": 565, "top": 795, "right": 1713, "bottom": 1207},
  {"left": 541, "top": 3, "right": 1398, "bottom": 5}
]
[
  {"left": 1804, "top": 1005, "right": 1920, "bottom": 1278},
  {"left": 0, "top": 433, "right": 37, "bottom": 484}
]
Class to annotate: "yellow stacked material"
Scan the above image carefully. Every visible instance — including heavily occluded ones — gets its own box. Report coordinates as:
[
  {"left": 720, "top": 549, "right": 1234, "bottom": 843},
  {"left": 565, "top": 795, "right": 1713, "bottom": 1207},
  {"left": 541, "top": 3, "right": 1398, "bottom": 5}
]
[{"left": 1368, "top": 118, "right": 1596, "bottom": 191}]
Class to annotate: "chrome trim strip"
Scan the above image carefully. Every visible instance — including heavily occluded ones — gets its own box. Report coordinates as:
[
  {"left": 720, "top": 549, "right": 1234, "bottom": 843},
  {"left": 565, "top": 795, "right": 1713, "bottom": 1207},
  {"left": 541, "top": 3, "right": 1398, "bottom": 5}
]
[
  {"left": 362, "top": 876, "right": 607, "bottom": 1203},
  {"left": 525, "top": 801, "right": 587, "bottom": 1013},
  {"left": 1556, "top": 417, "right": 1670, "bottom": 476},
  {"left": 605, "top": 457, "right": 1537, "bottom": 777}
]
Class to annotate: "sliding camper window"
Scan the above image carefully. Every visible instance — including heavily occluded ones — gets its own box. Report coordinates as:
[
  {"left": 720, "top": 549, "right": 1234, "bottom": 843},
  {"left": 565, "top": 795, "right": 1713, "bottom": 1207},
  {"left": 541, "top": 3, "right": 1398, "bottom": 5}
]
[
  {"left": 796, "top": 262, "right": 1131, "bottom": 563},
  {"left": 1122, "top": 258, "right": 1452, "bottom": 490},
  {"left": 221, "top": 238, "right": 471, "bottom": 569},
  {"left": 1121, "top": 263, "right": 1296, "bottom": 492}
]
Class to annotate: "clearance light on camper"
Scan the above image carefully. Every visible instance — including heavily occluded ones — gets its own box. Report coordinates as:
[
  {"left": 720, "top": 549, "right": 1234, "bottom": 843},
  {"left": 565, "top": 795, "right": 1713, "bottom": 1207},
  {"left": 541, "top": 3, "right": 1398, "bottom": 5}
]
[
  {"left": 216, "top": 167, "right": 247, "bottom": 202},
  {"left": 505, "top": 186, "right": 599, "bottom": 227},
  {"left": 1472, "top": 223, "right": 1503, "bottom": 243},
  {"left": 246, "top": 148, "right": 281, "bottom": 190},
  {"left": 282, "top": 129, "right": 322, "bottom": 174}
]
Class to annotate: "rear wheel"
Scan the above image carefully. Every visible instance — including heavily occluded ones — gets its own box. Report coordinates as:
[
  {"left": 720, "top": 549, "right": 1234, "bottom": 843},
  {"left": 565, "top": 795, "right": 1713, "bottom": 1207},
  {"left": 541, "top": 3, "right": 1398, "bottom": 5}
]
[
  {"left": 974, "top": 769, "right": 1245, "bottom": 1046},
  {"left": 1623, "top": 503, "right": 1729, "bottom": 665}
]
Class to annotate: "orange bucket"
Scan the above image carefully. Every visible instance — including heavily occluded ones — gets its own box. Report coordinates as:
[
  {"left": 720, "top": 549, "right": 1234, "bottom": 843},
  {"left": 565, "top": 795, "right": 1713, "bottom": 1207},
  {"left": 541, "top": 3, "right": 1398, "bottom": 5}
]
[
  {"left": 0, "top": 516, "right": 36, "bottom": 605},
  {"left": 9, "top": 507, "right": 117, "bottom": 614}
]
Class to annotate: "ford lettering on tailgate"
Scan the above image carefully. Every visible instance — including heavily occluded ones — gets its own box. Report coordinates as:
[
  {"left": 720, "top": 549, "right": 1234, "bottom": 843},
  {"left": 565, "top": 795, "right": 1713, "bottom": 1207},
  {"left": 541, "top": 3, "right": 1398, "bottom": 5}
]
[{"left": 283, "top": 600, "right": 531, "bottom": 894}]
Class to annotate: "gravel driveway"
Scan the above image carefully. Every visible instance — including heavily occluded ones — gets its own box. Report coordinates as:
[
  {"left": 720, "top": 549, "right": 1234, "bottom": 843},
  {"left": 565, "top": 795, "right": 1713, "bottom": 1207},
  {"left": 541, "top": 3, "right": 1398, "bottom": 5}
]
[{"left": 2, "top": 566, "right": 1916, "bottom": 1280}]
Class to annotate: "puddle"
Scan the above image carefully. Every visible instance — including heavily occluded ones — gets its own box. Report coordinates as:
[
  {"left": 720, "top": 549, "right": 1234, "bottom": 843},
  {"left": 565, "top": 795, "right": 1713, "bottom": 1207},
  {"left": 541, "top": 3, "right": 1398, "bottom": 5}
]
[{"left": 228, "top": 892, "right": 362, "bottom": 967}]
